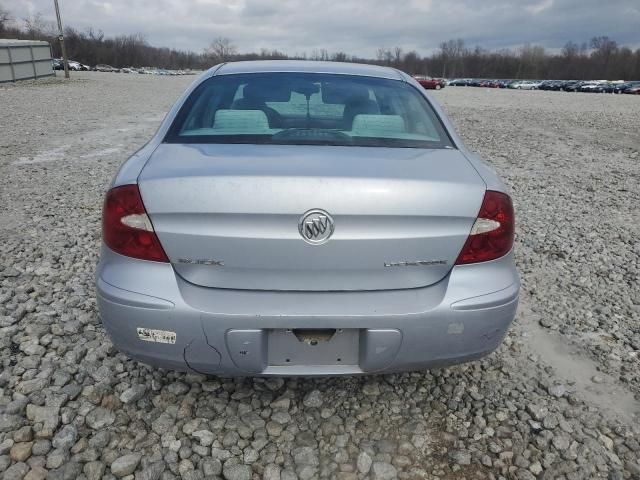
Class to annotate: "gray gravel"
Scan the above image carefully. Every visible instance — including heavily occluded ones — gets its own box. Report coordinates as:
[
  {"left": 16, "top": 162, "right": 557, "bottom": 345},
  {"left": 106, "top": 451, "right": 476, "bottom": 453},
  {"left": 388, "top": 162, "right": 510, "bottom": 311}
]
[{"left": 1, "top": 72, "right": 639, "bottom": 479}]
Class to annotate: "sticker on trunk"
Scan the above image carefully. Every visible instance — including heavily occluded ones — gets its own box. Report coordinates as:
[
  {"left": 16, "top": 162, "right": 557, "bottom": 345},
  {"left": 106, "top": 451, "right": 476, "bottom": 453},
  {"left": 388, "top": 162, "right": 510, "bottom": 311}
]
[{"left": 137, "top": 327, "right": 176, "bottom": 344}]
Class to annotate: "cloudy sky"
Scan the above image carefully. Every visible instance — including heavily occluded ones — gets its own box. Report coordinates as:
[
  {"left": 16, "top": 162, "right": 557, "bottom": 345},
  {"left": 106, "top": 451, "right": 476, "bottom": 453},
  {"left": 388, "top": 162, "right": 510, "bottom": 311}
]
[{"left": 9, "top": 0, "right": 640, "bottom": 56}]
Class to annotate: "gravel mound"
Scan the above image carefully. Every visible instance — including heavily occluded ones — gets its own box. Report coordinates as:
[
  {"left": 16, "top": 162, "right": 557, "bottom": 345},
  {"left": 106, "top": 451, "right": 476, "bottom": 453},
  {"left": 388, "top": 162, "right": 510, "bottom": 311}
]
[{"left": 0, "top": 72, "right": 639, "bottom": 479}]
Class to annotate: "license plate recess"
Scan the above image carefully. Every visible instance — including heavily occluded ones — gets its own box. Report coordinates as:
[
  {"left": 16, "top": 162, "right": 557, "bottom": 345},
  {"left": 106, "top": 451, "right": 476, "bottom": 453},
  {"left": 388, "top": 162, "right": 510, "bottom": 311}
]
[{"left": 267, "top": 328, "right": 359, "bottom": 366}]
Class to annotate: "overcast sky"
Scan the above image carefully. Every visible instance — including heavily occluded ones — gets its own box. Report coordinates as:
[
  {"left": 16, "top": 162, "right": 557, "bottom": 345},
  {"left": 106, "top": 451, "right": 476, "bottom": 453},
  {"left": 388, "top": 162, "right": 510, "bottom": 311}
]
[{"left": 9, "top": 0, "right": 640, "bottom": 57}]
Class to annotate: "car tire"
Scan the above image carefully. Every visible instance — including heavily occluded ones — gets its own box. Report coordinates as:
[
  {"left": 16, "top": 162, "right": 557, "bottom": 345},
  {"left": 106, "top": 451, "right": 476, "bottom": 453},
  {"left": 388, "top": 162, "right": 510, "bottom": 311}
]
[{"left": 435, "top": 85, "right": 441, "bottom": 90}]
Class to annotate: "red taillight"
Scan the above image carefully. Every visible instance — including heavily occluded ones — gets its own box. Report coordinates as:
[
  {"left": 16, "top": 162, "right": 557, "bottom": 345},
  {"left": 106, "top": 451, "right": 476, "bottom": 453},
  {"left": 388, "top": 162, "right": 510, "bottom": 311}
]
[
  {"left": 102, "top": 185, "right": 169, "bottom": 262},
  {"left": 455, "top": 190, "right": 515, "bottom": 265}
]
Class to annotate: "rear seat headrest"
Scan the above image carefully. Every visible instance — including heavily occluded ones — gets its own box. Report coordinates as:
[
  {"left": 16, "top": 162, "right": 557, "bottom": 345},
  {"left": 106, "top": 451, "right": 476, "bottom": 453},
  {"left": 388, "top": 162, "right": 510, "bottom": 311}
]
[
  {"left": 351, "top": 114, "right": 406, "bottom": 136},
  {"left": 213, "top": 110, "right": 270, "bottom": 131}
]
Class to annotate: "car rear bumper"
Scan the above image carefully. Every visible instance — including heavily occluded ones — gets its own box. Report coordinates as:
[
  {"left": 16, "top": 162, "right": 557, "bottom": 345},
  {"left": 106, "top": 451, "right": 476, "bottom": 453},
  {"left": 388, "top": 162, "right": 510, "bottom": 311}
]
[{"left": 96, "top": 245, "right": 519, "bottom": 376}]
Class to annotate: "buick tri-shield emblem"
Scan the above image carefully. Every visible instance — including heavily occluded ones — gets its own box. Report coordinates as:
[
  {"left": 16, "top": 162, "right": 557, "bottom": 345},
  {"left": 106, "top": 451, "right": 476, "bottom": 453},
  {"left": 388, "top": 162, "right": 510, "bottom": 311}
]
[{"left": 298, "top": 209, "right": 335, "bottom": 244}]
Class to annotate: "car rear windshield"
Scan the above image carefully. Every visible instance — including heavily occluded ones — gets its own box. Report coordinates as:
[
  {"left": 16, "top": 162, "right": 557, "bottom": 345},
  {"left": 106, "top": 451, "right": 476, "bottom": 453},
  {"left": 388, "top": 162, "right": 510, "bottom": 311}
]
[{"left": 164, "top": 72, "right": 453, "bottom": 149}]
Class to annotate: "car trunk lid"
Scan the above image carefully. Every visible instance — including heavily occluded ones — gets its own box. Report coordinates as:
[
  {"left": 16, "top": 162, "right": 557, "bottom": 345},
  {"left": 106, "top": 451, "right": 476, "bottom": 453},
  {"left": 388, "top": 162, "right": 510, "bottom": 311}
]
[{"left": 138, "top": 143, "right": 486, "bottom": 291}]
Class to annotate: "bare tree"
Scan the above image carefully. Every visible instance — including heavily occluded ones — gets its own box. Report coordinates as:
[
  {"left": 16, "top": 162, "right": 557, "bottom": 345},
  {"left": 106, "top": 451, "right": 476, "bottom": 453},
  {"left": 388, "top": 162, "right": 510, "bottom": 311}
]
[
  {"left": 439, "top": 39, "right": 466, "bottom": 77},
  {"left": 561, "top": 41, "right": 580, "bottom": 59},
  {"left": 589, "top": 36, "right": 618, "bottom": 78},
  {"left": 558, "top": 41, "right": 585, "bottom": 79},
  {"left": 517, "top": 44, "right": 546, "bottom": 78},
  {"left": 205, "top": 37, "right": 237, "bottom": 63},
  {"left": 86, "top": 27, "right": 105, "bottom": 43},
  {"left": 376, "top": 47, "right": 393, "bottom": 65},
  {"left": 23, "top": 12, "right": 55, "bottom": 37},
  {"left": 590, "top": 36, "right": 617, "bottom": 55},
  {"left": 0, "top": 3, "right": 12, "bottom": 34},
  {"left": 310, "top": 48, "right": 329, "bottom": 61},
  {"left": 331, "top": 51, "right": 349, "bottom": 62},
  {"left": 393, "top": 46, "right": 403, "bottom": 65},
  {"left": 402, "top": 50, "right": 421, "bottom": 74}
]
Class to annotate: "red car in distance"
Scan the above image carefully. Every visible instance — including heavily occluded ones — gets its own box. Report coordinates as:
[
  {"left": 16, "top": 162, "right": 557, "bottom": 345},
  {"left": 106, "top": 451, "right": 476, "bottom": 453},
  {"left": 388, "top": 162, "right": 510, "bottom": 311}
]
[{"left": 413, "top": 75, "right": 446, "bottom": 90}]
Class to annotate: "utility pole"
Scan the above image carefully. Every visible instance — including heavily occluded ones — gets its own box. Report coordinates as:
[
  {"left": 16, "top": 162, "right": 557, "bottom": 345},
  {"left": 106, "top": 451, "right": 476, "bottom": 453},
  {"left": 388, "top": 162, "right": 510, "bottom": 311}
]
[{"left": 53, "top": 0, "right": 69, "bottom": 78}]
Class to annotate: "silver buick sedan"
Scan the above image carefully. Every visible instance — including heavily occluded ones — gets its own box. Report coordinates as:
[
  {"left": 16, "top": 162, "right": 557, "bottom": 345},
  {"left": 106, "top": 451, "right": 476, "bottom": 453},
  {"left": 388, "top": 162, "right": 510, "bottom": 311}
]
[{"left": 97, "top": 60, "right": 519, "bottom": 375}]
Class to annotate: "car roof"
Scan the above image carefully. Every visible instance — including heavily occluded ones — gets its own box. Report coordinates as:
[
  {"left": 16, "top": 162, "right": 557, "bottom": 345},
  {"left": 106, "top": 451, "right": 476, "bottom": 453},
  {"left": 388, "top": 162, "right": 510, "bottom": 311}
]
[{"left": 213, "top": 60, "right": 405, "bottom": 81}]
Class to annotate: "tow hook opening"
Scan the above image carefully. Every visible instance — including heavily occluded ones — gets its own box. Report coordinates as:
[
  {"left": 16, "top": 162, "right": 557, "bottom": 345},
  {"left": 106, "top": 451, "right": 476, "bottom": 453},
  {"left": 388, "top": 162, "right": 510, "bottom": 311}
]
[{"left": 291, "top": 328, "right": 338, "bottom": 345}]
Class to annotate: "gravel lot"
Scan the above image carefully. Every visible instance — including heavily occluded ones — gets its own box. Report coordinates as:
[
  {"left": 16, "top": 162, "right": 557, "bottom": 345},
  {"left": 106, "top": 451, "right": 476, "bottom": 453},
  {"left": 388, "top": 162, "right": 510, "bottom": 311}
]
[{"left": 1, "top": 72, "right": 639, "bottom": 480}]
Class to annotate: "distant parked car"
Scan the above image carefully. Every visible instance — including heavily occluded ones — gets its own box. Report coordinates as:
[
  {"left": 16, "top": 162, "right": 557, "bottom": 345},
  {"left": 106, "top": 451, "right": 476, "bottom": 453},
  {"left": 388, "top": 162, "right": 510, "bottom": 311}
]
[
  {"left": 614, "top": 81, "right": 640, "bottom": 94},
  {"left": 94, "top": 64, "right": 119, "bottom": 73},
  {"left": 579, "top": 81, "right": 608, "bottom": 93},
  {"left": 67, "top": 61, "right": 83, "bottom": 71},
  {"left": 413, "top": 76, "right": 446, "bottom": 90},
  {"left": 593, "top": 82, "right": 622, "bottom": 93},
  {"left": 510, "top": 81, "right": 540, "bottom": 90},
  {"left": 625, "top": 83, "right": 640, "bottom": 94},
  {"left": 538, "top": 80, "right": 563, "bottom": 91},
  {"left": 597, "top": 83, "right": 616, "bottom": 93},
  {"left": 612, "top": 82, "right": 629, "bottom": 94},
  {"left": 53, "top": 59, "right": 89, "bottom": 71},
  {"left": 562, "top": 81, "right": 586, "bottom": 92},
  {"left": 551, "top": 80, "right": 571, "bottom": 91},
  {"left": 448, "top": 78, "right": 468, "bottom": 86},
  {"left": 479, "top": 80, "right": 501, "bottom": 88}
]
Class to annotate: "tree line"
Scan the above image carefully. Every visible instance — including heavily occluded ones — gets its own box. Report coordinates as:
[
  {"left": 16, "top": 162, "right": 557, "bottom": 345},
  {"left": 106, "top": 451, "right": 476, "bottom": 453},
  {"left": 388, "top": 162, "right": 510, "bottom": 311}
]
[
  {"left": 1, "top": 4, "right": 639, "bottom": 80},
  {"left": 421, "top": 38, "right": 640, "bottom": 81}
]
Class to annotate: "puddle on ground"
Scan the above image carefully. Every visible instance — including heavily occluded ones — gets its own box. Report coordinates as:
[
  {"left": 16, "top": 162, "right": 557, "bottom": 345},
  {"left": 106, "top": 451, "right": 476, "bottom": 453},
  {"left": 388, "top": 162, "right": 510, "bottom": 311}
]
[
  {"left": 14, "top": 145, "right": 69, "bottom": 165},
  {"left": 13, "top": 145, "right": 123, "bottom": 165},
  {"left": 80, "top": 147, "right": 122, "bottom": 159},
  {"left": 517, "top": 299, "right": 640, "bottom": 424}
]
